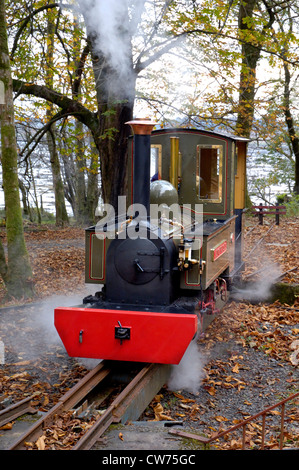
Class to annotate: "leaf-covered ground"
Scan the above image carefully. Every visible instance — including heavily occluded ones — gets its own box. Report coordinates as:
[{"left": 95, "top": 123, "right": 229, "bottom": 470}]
[
  {"left": 0, "top": 216, "right": 298, "bottom": 450},
  {"left": 0, "top": 225, "right": 86, "bottom": 304}
]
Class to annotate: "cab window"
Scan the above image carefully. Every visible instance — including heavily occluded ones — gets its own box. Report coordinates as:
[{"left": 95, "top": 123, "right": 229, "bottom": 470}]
[
  {"left": 150, "top": 144, "right": 162, "bottom": 181},
  {"left": 196, "top": 145, "right": 223, "bottom": 202}
]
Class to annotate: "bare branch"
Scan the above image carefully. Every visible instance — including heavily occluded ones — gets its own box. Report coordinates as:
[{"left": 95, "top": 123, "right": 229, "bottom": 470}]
[{"left": 13, "top": 78, "right": 98, "bottom": 132}]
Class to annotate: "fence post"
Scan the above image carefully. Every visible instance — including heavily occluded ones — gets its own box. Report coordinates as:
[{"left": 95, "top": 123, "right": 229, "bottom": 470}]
[
  {"left": 258, "top": 203, "right": 263, "bottom": 225},
  {"left": 275, "top": 203, "right": 280, "bottom": 225}
]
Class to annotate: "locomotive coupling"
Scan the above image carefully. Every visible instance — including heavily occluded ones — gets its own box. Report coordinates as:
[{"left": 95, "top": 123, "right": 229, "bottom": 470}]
[{"left": 115, "top": 321, "right": 131, "bottom": 345}]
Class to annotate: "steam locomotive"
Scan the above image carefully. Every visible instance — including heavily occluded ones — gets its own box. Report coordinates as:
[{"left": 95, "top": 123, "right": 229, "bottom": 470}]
[{"left": 54, "top": 119, "right": 248, "bottom": 365}]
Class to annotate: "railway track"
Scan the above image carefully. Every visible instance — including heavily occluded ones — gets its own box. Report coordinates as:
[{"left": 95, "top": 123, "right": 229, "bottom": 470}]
[{"left": 7, "top": 361, "right": 170, "bottom": 450}]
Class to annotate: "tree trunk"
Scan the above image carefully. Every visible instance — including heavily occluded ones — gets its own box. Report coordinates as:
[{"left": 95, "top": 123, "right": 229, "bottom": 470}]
[
  {"left": 46, "top": 10, "right": 69, "bottom": 226},
  {"left": 0, "top": 238, "right": 7, "bottom": 284},
  {"left": 47, "top": 128, "right": 69, "bottom": 225},
  {"left": 86, "top": 142, "right": 100, "bottom": 223},
  {"left": 0, "top": 0, "right": 34, "bottom": 298},
  {"left": 87, "top": 21, "right": 135, "bottom": 210},
  {"left": 283, "top": 61, "right": 299, "bottom": 195},
  {"left": 235, "top": 0, "right": 260, "bottom": 138},
  {"left": 74, "top": 120, "right": 86, "bottom": 223},
  {"left": 96, "top": 101, "right": 134, "bottom": 210},
  {"left": 236, "top": 1, "right": 276, "bottom": 206},
  {"left": 18, "top": 178, "right": 30, "bottom": 218}
]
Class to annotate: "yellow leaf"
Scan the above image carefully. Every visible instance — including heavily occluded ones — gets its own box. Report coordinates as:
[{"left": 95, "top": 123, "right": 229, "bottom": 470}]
[
  {"left": 154, "top": 394, "right": 163, "bottom": 402},
  {"left": 36, "top": 435, "right": 46, "bottom": 450},
  {"left": 119, "top": 432, "right": 124, "bottom": 441},
  {"left": 232, "top": 363, "right": 239, "bottom": 373},
  {"left": 215, "top": 415, "right": 228, "bottom": 422},
  {"left": 153, "top": 403, "right": 174, "bottom": 421},
  {"left": 153, "top": 403, "right": 163, "bottom": 415},
  {"left": 24, "top": 442, "right": 34, "bottom": 448}
]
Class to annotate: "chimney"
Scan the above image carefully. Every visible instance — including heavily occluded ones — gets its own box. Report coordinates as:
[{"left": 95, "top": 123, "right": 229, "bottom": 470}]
[{"left": 126, "top": 118, "right": 155, "bottom": 216}]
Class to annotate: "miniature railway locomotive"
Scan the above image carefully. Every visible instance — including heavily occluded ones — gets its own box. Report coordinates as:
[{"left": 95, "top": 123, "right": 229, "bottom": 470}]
[{"left": 54, "top": 119, "right": 248, "bottom": 365}]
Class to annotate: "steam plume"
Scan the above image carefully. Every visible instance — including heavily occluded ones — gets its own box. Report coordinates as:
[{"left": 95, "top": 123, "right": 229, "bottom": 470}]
[
  {"left": 167, "top": 341, "right": 205, "bottom": 395},
  {"left": 76, "top": 0, "right": 146, "bottom": 100}
]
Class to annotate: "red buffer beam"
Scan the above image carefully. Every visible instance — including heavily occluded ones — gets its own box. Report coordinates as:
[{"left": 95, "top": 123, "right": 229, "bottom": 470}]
[{"left": 54, "top": 307, "right": 198, "bottom": 365}]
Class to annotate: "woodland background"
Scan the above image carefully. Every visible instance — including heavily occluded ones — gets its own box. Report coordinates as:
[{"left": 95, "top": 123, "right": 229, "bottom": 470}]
[{"left": 0, "top": 0, "right": 299, "bottom": 298}]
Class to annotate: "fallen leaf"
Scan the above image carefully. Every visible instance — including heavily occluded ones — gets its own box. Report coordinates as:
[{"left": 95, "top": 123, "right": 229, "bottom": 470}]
[
  {"left": 12, "top": 360, "right": 31, "bottom": 366},
  {"left": 153, "top": 403, "right": 174, "bottom": 421},
  {"left": 0, "top": 422, "right": 13, "bottom": 430},
  {"left": 206, "top": 386, "right": 216, "bottom": 396},
  {"left": 215, "top": 415, "right": 228, "bottom": 422},
  {"left": 43, "top": 395, "right": 49, "bottom": 407},
  {"left": 154, "top": 394, "right": 163, "bottom": 402},
  {"left": 173, "top": 392, "right": 185, "bottom": 399},
  {"left": 119, "top": 432, "right": 124, "bottom": 441},
  {"left": 36, "top": 435, "right": 46, "bottom": 450},
  {"left": 179, "top": 403, "right": 192, "bottom": 410},
  {"left": 290, "top": 340, "right": 299, "bottom": 366}
]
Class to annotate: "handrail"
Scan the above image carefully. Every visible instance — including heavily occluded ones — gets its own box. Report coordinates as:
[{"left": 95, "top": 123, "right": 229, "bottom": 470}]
[
  {"left": 205, "top": 391, "right": 299, "bottom": 450},
  {"left": 169, "top": 391, "right": 299, "bottom": 450}
]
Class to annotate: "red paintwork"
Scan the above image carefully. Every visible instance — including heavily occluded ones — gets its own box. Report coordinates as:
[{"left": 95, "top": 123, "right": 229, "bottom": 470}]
[
  {"left": 212, "top": 241, "right": 227, "bottom": 261},
  {"left": 54, "top": 306, "right": 198, "bottom": 365}
]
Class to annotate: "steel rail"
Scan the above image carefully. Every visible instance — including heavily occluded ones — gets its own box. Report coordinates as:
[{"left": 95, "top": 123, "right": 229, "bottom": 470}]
[
  {"left": 9, "top": 361, "right": 111, "bottom": 450},
  {"left": 0, "top": 397, "right": 37, "bottom": 428},
  {"left": 73, "top": 363, "right": 162, "bottom": 450}
]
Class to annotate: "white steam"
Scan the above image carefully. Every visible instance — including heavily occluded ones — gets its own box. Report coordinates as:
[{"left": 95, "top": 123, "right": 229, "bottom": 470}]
[
  {"left": 167, "top": 341, "right": 205, "bottom": 395},
  {"left": 33, "top": 293, "right": 101, "bottom": 369},
  {"left": 232, "top": 261, "right": 282, "bottom": 303},
  {"left": 76, "top": 0, "right": 146, "bottom": 99}
]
